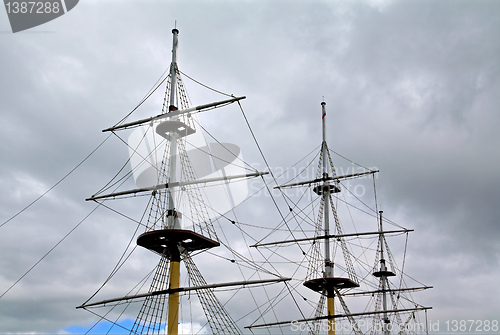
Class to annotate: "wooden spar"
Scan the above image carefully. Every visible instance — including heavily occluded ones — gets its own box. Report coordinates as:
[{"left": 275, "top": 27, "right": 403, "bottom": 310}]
[
  {"left": 77, "top": 277, "right": 291, "bottom": 309},
  {"left": 102, "top": 96, "right": 246, "bottom": 132},
  {"left": 274, "top": 170, "right": 379, "bottom": 189},
  {"left": 250, "top": 229, "right": 414, "bottom": 248},
  {"left": 327, "top": 294, "right": 335, "bottom": 335},
  {"left": 86, "top": 171, "right": 268, "bottom": 201},
  {"left": 342, "top": 286, "right": 433, "bottom": 297},
  {"left": 321, "top": 102, "right": 336, "bottom": 335},
  {"left": 167, "top": 28, "right": 181, "bottom": 335},
  {"left": 245, "top": 307, "right": 433, "bottom": 329},
  {"left": 168, "top": 251, "right": 181, "bottom": 335}
]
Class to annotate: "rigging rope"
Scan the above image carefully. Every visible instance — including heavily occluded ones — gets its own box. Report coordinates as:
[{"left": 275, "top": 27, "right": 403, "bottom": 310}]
[
  {"left": 1, "top": 133, "right": 111, "bottom": 229},
  {"left": 237, "top": 102, "right": 308, "bottom": 254},
  {"left": 0, "top": 66, "right": 179, "bottom": 302},
  {"left": 190, "top": 117, "right": 258, "bottom": 173},
  {"left": 179, "top": 70, "right": 233, "bottom": 97},
  {"left": 81, "top": 196, "right": 153, "bottom": 306},
  {"left": 0, "top": 203, "right": 101, "bottom": 300},
  {"left": 236, "top": 101, "right": 313, "bottom": 326},
  {"left": 112, "top": 67, "right": 171, "bottom": 129}
]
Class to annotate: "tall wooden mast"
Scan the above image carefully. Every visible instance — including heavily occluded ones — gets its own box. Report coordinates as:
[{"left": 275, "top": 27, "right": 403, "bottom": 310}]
[
  {"left": 78, "top": 27, "right": 294, "bottom": 335},
  {"left": 166, "top": 27, "right": 181, "bottom": 335},
  {"left": 321, "top": 101, "right": 335, "bottom": 335},
  {"left": 244, "top": 100, "right": 431, "bottom": 334},
  {"left": 303, "top": 101, "right": 360, "bottom": 334},
  {"left": 373, "top": 210, "right": 397, "bottom": 335}
]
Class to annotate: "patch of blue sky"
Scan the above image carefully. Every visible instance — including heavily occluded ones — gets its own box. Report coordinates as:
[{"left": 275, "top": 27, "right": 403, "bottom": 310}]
[
  {"left": 64, "top": 318, "right": 138, "bottom": 334},
  {"left": 65, "top": 320, "right": 205, "bottom": 334}
]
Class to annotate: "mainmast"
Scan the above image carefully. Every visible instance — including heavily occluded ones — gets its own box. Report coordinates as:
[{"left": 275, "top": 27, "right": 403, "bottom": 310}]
[
  {"left": 373, "top": 211, "right": 396, "bottom": 335},
  {"left": 245, "top": 100, "right": 431, "bottom": 334},
  {"left": 303, "top": 101, "right": 359, "bottom": 335},
  {"left": 322, "top": 101, "right": 333, "bottom": 279},
  {"left": 321, "top": 102, "right": 335, "bottom": 335}
]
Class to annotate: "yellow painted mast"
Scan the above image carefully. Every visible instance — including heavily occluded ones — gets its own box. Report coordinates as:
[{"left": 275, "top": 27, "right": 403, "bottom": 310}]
[
  {"left": 327, "top": 292, "right": 335, "bottom": 335},
  {"left": 167, "top": 250, "right": 180, "bottom": 335}
]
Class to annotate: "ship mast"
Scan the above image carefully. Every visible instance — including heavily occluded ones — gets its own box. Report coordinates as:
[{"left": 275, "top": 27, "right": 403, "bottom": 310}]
[
  {"left": 321, "top": 101, "right": 335, "bottom": 335},
  {"left": 245, "top": 101, "right": 431, "bottom": 334},
  {"left": 303, "top": 101, "right": 360, "bottom": 335},
  {"left": 373, "top": 210, "right": 396, "bottom": 335},
  {"left": 78, "top": 27, "right": 294, "bottom": 335},
  {"left": 166, "top": 27, "right": 181, "bottom": 335},
  {"left": 167, "top": 28, "right": 180, "bottom": 229}
]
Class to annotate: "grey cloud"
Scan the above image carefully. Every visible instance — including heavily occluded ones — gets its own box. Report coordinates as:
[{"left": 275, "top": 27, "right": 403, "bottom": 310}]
[{"left": 1, "top": 0, "right": 500, "bottom": 332}]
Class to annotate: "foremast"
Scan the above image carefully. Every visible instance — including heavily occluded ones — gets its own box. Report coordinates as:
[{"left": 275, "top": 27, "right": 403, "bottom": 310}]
[
  {"left": 321, "top": 101, "right": 335, "bottom": 335},
  {"left": 79, "top": 28, "right": 287, "bottom": 335},
  {"left": 166, "top": 27, "right": 181, "bottom": 335}
]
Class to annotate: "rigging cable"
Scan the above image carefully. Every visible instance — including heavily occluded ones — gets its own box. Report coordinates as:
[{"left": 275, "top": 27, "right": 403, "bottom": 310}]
[
  {"left": 0, "top": 203, "right": 100, "bottom": 300},
  {"left": 237, "top": 101, "right": 308, "bottom": 252},
  {"left": 399, "top": 232, "right": 409, "bottom": 294},
  {"left": 373, "top": 172, "right": 379, "bottom": 215},
  {"left": 0, "top": 66, "right": 176, "bottom": 302},
  {"left": 111, "top": 67, "right": 171, "bottom": 129},
  {"left": 217, "top": 190, "right": 285, "bottom": 334},
  {"left": 190, "top": 116, "right": 259, "bottom": 173},
  {"left": 0, "top": 133, "right": 111, "bottom": 229},
  {"left": 81, "top": 195, "right": 154, "bottom": 306},
  {"left": 236, "top": 100, "right": 308, "bottom": 323},
  {"left": 179, "top": 70, "right": 232, "bottom": 97}
]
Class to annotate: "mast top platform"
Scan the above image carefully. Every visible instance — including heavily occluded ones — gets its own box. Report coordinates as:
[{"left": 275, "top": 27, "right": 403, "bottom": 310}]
[
  {"left": 156, "top": 120, "right": 196, "bottom": 139},
  {"left": 304, "top": 277, "right": 359, "bottom": 294},
  {"left": 313, "top": 184, "right": 341, "bottom": 195},
  {"left": 137, "top": 229, "right": 220, "bottom": 256},
  {"left": 373, "top": 270, "right": 396, "bottom": 278}
]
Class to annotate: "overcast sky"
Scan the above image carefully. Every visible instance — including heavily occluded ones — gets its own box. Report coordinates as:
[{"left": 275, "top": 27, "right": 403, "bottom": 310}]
[{"left": 1, "top": 0, "right": 500, "bottom": 333}]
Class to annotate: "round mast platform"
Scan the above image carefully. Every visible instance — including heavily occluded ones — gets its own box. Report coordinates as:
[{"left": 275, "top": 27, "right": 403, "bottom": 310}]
[
  {"left": 313, "top": 184, "right": 341, "bottom": 195},
  {"left": 373, "top": 270, "right": 396, "bottom": 278},
  {"left": 156, "top": 120, "right": 196, "bottom": 139},
  {"left": 304, "top": 277, "right": 359, "bottom": 293},
  {"left": 137, "top": 229, "right": 220, "bottom": 255}
]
